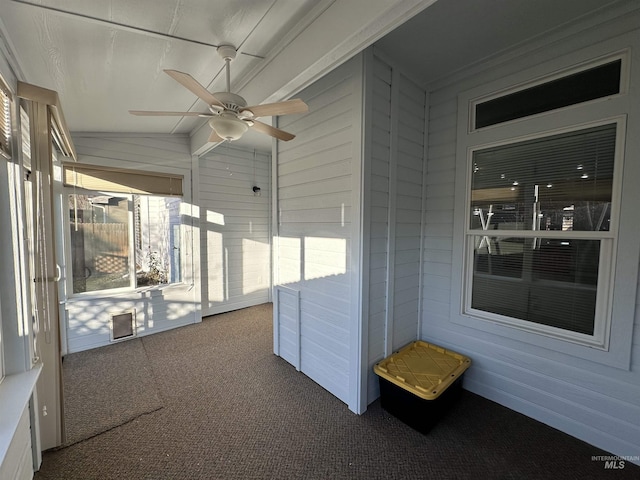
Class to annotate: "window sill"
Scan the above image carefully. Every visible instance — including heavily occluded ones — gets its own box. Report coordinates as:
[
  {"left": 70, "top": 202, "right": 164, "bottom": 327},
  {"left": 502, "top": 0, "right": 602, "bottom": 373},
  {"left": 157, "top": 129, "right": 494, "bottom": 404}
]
[
  {"left": 0, "top": 365, "right": 42, "bottom": 466},
  {"left": 65, "top": 282, "right": 191, "bottom": 303}
]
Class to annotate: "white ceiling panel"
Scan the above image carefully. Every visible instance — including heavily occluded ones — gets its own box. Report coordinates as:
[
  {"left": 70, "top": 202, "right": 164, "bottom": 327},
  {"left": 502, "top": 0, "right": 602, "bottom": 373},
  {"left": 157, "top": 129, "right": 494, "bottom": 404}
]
[
  {"left": 1, "top": 0, "right": 630, "bottom": 153},
  {"left": 2, "top": 0, "right": 318, "bottom": 137}
]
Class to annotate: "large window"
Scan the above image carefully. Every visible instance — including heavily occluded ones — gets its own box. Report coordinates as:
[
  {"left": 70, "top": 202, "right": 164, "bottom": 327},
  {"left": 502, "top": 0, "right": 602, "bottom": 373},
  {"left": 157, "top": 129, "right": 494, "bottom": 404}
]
[
  {"left": 465, "top": 122, "right": 619, "bottom": 346},
  {"left": 64, "top": 164, "right": 183, "bottom": 295},
  {"left": 68, "top": 193, "right": 182, "bottom": 294},
  {"left": 451, "top": 47, "right": 637, "bottom": 362}
]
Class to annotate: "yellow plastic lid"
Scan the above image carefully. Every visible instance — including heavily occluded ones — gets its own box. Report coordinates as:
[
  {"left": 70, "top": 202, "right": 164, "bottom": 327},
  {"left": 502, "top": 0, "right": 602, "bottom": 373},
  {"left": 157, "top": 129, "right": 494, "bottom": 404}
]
[{"left": 374, "top": 341, "right": 471, "bottom": 400}]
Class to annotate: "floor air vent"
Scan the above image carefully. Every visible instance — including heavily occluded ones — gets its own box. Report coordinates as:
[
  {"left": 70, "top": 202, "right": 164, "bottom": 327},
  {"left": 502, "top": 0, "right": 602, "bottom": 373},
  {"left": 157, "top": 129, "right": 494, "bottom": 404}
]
[{"left": 111, "top": 311, "right": 136, "bottom": 341}]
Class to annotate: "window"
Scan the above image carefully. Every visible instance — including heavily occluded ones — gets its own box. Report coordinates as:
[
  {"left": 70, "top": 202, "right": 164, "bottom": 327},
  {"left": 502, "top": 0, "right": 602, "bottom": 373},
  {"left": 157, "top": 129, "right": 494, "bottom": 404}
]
[
  {"left": 465, "top": 122, "right": 619, "bottom": 346},
  {"left": 68, "top": 193, "right": 182, "bottom": 294},
  {"left": 64, "top": 164, "right": 184, "bottom": 294},
  {"left": 452, "top": 48, "right": 638, "bottom": 365},
  {"left": 474, "top": 59, "right": 622, "bottom": 129}
]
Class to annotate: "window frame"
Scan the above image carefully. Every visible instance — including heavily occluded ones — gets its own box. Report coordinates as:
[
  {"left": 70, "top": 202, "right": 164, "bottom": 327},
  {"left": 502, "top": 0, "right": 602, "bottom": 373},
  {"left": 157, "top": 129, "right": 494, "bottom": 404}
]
[
  {"left": 462, "top": 118, "right": 624, "bottom": 349},
  {"left": 0, "top": 80, "right": 13, "bottom": 382},
  {"left": 64, "top": 187, "right": 184, "bottom": 297},
  {"left": 450, "top": 44, "right": 637, "bottom": 370},
  {"left": 468, "top": 50, "right": 629, "bottom": 133}
]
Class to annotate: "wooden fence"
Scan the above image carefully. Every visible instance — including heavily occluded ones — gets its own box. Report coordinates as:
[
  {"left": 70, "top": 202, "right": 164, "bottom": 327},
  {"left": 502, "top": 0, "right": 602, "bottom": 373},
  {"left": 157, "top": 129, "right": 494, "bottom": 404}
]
[{"left": 70, "top": 223, "right": 129, "bottom": 285}]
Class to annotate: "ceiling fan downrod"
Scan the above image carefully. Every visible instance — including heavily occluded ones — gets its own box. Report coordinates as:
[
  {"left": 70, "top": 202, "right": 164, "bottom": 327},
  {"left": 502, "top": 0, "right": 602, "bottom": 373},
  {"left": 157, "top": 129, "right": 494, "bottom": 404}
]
[{"left": 217, "top": 45, "right": 237, "bottom": 93}]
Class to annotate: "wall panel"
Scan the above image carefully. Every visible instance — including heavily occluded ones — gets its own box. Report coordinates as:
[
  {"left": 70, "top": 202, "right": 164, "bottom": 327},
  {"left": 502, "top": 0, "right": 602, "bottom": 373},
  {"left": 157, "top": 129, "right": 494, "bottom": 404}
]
[
  {"left": 420, "top": 12, "right": 640, "bottom": 461},
  {"left": 199, "top": 145, "right": 271, "bottom": 316}
]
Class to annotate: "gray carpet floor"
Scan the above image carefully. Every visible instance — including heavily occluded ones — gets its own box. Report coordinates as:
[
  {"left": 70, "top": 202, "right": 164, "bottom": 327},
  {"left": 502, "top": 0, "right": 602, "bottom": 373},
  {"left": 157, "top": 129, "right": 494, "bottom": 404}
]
[
  {"left": 62, "top": 338, "right": 163, "bottom": 446},
  {"left": 36, "top": 303, "right": 639, "bottom": 479}
]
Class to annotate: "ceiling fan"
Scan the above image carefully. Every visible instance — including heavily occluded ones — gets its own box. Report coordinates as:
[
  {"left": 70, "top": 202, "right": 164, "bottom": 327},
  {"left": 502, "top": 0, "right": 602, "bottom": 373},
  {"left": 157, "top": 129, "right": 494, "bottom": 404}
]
[{"left": 129, "top": 45, "right": 308, "bottom": 143}]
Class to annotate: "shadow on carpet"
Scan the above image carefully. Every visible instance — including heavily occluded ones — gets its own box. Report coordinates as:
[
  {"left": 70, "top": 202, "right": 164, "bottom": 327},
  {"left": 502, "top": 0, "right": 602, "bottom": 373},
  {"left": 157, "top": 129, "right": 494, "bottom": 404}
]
[{"left": 61, "top": 338, "right": 163, "bottom": 447}]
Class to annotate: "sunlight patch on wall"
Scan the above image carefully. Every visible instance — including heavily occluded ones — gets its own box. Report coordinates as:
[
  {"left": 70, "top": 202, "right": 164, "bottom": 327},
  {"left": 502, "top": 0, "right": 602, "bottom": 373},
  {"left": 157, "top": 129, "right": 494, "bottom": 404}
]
[
  {"left": 181, "top": 202, "right": 197, "bottom": 217},
  {"left": 242, "top": 238, "right": 269, "bottom": 295},
  {"left": 277, "top": 236, "right": 301, "bottom": 285},
  {"left": 207, "top": 231, "right": 225, "bottom": 302},
  {"left": 166, "top": 301, "right": 193, "bottom": 321},
  {"left": 206, "top": 210, "right": 225, "bottom": 226},
  {"left": 304, "top": 236, "right": 347, "bottom": 281}
]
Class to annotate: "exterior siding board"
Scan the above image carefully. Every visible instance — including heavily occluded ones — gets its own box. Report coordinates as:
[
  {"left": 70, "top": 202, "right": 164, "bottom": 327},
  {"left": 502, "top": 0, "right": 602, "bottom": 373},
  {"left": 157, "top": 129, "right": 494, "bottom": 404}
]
[
  {"left": 366, "top": 56, "right": 426, "bottom": 402},
  {"left": 421, "top": 13, "right": 640, "bottom": 460},
  {"left": 199, "top": 145, "right": 271, "bottom": 317},
  {"left": 366, "top": 55, "right": 392, "bottom": 403},
  {"left": 274, "top": 57, "right": 361, "bottom": 407},
  {"left": 274, "top": 50, "right": 427, "bottom": 412}
]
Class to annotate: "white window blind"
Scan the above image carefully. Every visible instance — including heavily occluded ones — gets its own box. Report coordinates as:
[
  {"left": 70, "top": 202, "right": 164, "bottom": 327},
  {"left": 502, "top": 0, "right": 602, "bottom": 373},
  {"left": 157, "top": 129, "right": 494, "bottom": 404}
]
[
  {"left": 0, "top": 87, "right": 11, "bottom": 157},
  {"left": 20, "top": 106, "right": 30, "bottom": 169},
  {"left": 470, "top": 123, "right": 615, "bottom": 232},
  {"left": 466, "top": 123, "right": 617, "bottom": 340},
  {"left": 63, "top": 164, "right": 183, "bottom": 197}
]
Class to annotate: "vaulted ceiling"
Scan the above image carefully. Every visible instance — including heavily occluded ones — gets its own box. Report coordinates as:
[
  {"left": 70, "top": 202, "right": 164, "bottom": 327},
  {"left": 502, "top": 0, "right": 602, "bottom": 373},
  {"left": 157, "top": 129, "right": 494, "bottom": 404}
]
[{"left": 0, "top": 0, "right": 628, "bottom": 153}]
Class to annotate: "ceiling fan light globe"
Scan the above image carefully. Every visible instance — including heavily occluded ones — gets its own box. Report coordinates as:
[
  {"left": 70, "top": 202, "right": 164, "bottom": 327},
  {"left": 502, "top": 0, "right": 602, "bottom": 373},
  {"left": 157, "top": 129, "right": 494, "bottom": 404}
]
[{"left": 209, "top": 114, "right": 248, "bottom": 141}]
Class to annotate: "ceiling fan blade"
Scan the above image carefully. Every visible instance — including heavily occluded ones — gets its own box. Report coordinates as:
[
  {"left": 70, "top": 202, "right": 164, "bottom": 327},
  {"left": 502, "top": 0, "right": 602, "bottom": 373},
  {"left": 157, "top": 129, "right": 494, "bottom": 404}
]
[
  {"left": 208, "top": 129, "right": 225, "bottom": 143},
  {"left": 242, "top": 98, "right": 308, "bottom": 118},
  {"left": 250, "top": 119, "right": 295, "bottom": 141},
  {"left": 163, "top": 69, "right": 225, "bottom": 108},
  {"left": 129, "top": 110, "right": 212, "bottom": 117}
]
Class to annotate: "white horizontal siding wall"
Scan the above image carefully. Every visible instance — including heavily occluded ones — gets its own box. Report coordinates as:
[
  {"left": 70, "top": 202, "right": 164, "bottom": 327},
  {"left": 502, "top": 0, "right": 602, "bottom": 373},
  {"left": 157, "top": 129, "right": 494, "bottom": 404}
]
[
  {"left": 365, "top": 53, "right": 427, "bottom": 404},
  {"left": 273, "top": 286, "right": 300, "bottom": 369},
  {"left": 392, "top": 74, "right": 425, "bottom": 352},
  {"left": 0, "top": 406, "right": 33, "bottom": 480},
  {"left": 421, "top": 9, "right": 640, "bottom": 462},
  {"left": 274, "top": 56, "right": 364, "bottom": 411},
  {"left": 64, "top": 134, "right": 199, "bottom": 353},
  {"left": 366, "top": 55, "right": 391, "bottom": 403},
  {"left": 199, "top": 145, "right": 270, "bottom": 316}
]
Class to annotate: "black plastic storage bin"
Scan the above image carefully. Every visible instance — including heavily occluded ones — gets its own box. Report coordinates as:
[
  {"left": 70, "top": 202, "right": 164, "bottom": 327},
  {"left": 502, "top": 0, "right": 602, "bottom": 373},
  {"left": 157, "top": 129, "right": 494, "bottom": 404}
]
[{"left": 374, "top": 341, "right": 471, "bottom": 434}]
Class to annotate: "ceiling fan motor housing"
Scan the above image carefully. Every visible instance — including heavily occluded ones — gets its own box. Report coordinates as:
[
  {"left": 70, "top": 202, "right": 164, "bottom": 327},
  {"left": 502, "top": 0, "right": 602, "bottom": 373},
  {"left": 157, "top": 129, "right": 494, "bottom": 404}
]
[
  {"left": 213, "top": 91, "right": 247, "bottom": 113},
  {"left": 217, "top": 45, "right": 237, "bottom": 61}
]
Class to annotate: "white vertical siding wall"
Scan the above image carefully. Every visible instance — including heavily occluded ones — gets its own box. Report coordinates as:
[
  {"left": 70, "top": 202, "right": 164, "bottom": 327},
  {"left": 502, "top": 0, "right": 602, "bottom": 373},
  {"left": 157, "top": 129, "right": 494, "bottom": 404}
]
[
  {"left": 274, "top": 56, "right": 363, "bottom": 408},
  {"left": 366, "top": 52, "right": 427, "bottom": 403},
  {"left": 64, "top": 134, "right": 199, "bottom": 353},
  {"left": 421, "top": 10, "right": 640, "bottom": 461},
  {"left": 199, "top": 145, "right": 271, "bottom": 316}
]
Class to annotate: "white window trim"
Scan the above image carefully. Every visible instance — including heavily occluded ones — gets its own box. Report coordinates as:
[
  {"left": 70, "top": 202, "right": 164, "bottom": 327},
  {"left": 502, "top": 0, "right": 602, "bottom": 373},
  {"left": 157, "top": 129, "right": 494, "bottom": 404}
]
[
  {"left": 450, "top": 46, "right": 638, "bottom": 370},
  {"left": 468, "top": 49, "right": 629, "bottom": 133}
]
